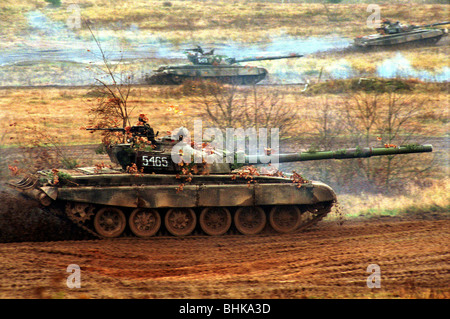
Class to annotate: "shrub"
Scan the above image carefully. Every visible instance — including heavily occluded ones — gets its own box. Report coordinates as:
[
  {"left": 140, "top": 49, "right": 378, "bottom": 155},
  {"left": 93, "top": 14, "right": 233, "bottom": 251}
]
[{"left": 44, "top": 0, "right": 61, "bottom": 7}]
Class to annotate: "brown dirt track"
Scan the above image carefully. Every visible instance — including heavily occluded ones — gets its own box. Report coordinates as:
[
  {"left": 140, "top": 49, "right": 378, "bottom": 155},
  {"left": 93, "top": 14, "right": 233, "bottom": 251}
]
[{"left": 0, "top": 212, "right": 448, "bottom": 299}]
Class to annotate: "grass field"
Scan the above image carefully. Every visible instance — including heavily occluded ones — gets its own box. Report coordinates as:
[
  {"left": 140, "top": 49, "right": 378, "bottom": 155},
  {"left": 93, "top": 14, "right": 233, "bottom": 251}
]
[
  {"left": 2, "top": 1, "right": 448, "bottom": 43},
  {"left": 0, "top": 1, "right": 449, "bottom": 85},
  {"left": 0, "top": 81, "right": 448, "bottom": 146},
  {"left": 337, "top": 178, "right": 449, "bottom": 218}
]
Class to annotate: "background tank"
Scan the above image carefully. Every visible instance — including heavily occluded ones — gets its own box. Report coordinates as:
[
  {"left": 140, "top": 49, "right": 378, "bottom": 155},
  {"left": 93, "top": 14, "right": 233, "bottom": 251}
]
[
  {"left": 8, "top": 119, "right": 433, "bottom": 239},
  {"left": 145, "top": 46, "right": 303, "bottom": 85},
  {"left": 354, "top": 20, "right": 449, "bottom": 47}
]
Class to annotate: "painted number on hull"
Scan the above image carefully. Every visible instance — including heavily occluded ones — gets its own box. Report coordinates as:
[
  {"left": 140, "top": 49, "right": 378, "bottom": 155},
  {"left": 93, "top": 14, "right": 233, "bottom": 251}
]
[
  {"left": 141, "top": 156, "right": 169, "bottom": 167},
  {"left": 197, "top": 57, "right": 209, "bottom": 64}
]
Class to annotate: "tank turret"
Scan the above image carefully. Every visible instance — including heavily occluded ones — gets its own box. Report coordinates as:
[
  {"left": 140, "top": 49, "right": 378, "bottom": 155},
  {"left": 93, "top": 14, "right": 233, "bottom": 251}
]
[
  {"left": 85, "top": 119, "right": 431, "bottom": 174},
  {"left": 145, "top": 46, "right": 303, "bottom": 85},
  {"left": 8, "top": 119, "right": 433, "bottom": 239},
  {"left": 184, "top": 46, "right": 303, "bottom": 66},
  {"left": 103, "top": 137, "right": 433, "bottom": 175}
]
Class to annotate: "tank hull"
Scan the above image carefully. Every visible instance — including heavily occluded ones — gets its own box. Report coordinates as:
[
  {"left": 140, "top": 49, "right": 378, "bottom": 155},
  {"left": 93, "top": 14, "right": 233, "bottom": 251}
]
[
  {"left": 354, "top": 28, "right": 447, "bottom": 47},
  {"left": 42, "top": 176, "right": 335, "bottom": 208},
  {"left": 9, "top": 169, "right": 336, "bottom": 238},
  {"left": 145, "top": 64, "right": 268, "bottom": 85}
]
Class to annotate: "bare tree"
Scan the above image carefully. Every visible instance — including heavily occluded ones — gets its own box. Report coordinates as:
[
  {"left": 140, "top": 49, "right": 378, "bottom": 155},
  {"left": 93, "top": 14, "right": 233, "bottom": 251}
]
[
  {"left": 376, "top": 90, "right": 425, "bottom": 145},
  {"left": 339, "top": 89, "right": 432, "bottom": 193},
  {"left": 303, "top": 95, "right": 348, "bottom": 186},
  {"left": 242, "top": 85, "right": 299, "bottom": 136},
  {"left": 310, "top": 95, "right": 345, "bottom": 150},
  {"left": 84, "top": 20, "right": 135, "bottom": 138},
  {"left": 194, "top": 80, "right": 299, "bottom": 137},
  {"left": 342, "top": 91, "right": 381, "bottom": 147},
  {"left": 194, "top": 81, "right": 247, "bottom": 131},
  {"left": 372, "top": 91, "right": 431, "bottom": 192}
]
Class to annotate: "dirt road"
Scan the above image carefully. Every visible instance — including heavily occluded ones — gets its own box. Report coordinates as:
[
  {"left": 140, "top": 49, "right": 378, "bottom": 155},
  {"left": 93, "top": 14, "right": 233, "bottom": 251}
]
[{"left": 0, "top": 213, "right": 448, "bottom": 299}]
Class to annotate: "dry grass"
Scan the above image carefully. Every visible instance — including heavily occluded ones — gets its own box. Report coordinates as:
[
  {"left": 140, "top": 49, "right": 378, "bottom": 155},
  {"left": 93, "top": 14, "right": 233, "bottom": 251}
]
[
  {"left": 336, "top": 178, "right": 450, "bottom": 218},
  {"left": 0, "top": 83, "right": 449, "bottom": 146},
  {"left": 0, "top": 84, "right": 448, "bottom": 148},
  {"left": 2, "top": 1, "right": 449, "bottom": 45}
]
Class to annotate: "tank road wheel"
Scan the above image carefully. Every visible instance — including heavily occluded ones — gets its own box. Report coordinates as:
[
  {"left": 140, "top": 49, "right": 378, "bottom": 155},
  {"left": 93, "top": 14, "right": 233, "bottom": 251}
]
[
  {"left": 129, "top": 208, "right": 161, "bottom": 238},
  {"left": 94, "top": 207, "right": 126, "bottom": 238},
  {"left": 269, "top": 205, "right": 301, "bottom": 233},
  {"left": 165, "top": 208, "right": 197, "bottom": 236},
  {"left": 170, "top": 75, "right": 183, "bottom": 84},
  {"left": 199, "top": 207, "right": 232, "bottom": 236},
  {"left": 234, "top": 207, "right": 266, "bottom": 235}
]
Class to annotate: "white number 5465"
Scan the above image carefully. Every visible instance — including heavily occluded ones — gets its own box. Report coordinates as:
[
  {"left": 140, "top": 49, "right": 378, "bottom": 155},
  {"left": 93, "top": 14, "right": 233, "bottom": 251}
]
[{"left": 142, "top": 156, "right": 169, "bottom": 167}]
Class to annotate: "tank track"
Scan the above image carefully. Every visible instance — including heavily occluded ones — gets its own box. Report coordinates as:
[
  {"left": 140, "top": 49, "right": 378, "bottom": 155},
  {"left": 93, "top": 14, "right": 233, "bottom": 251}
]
[
  {"left": 145, "top": 73, "right": 266, "bottom": 85},
  {"left": 40, "top": 203, "right": 102, "bottom": 239},
  {"left": 47, "top": 200, "right": 335, "bottom": 239}
]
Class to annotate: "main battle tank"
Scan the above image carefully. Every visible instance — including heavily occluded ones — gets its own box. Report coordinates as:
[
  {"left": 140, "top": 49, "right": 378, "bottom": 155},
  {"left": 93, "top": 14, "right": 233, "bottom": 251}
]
[
  {"left": 145, "top": 46, "right": 303, "bottom": 85},
  {"left": 354, "top": 20, "right": 449, "bottom": 48},
  {"left": 8, "top": 118, "right": 433, "bottom": 239}
]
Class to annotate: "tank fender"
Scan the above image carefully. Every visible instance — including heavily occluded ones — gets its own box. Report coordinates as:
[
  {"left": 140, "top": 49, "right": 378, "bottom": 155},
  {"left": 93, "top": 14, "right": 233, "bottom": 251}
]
[
  {"left": 40, "top": 186, "right": 58, "bottom": 200},
  {"left": 30, "top": 186, "right": 58, "bottom": 206},
  {"left": 310, "top": 182, "right": 337, "bottom": 203}
]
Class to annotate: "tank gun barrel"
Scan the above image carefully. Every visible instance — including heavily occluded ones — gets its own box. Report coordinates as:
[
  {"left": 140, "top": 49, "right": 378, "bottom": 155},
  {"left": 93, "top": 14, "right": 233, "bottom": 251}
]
[
  {"left": 415, "top": 21, "right": 450, "bottom": 28},
  {"left": 245, "top": 144, "right": 432, "bottom": 164},
  {"left": 86, "top": 127, "right": 126, "bottom": 132},
  {"left": 228, "top": 54, "right": 303, "bottom": 64}
]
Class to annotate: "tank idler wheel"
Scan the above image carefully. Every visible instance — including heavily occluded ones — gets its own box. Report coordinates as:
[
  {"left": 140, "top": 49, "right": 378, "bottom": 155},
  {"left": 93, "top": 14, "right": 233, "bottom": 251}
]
[
  {"left": 269, "top": 205, "right": 301, "bottom": 233},
  {"left": 199, "top": 207, "right": 232, "bottom": 236},
  {"left": 234, "top": 206, "right": 266, "bottom": 235},
  {"left": 129, "top": 208, "right": 161, "bottom": 238},
  {"left": 94, "top": 207, "right": 126, "bottom": 238},
  {"left": 165, "top": 208, "right": 197, "bottom": 236}
]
